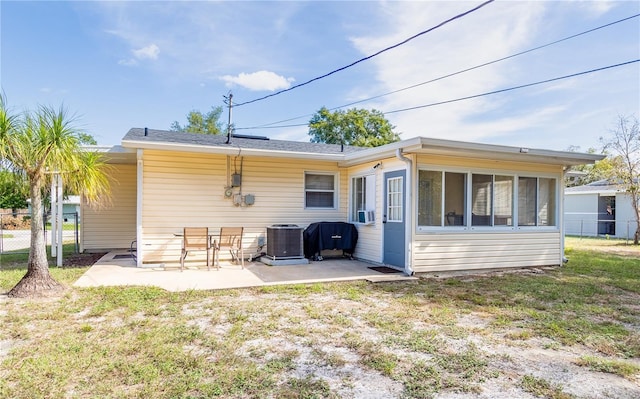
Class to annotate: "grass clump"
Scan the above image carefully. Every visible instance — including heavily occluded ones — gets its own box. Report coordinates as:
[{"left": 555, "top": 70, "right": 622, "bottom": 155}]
[
  {"left": 521, "top": 375, "right": 575, "bottom": 399},
  {"left": 575, "top": 355, "right": 640, "bottom": 379}
]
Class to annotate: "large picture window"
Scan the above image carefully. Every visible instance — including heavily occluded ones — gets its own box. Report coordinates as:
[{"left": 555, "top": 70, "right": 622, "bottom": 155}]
[{"left": 305, "top": 172, "right": 336, "bottom": 209}]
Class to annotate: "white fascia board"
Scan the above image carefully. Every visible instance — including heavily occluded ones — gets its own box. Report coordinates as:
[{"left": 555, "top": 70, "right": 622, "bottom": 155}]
[
  {"left": 83, "top": 145, "right": 136, "bottom": 164},
  {"left": 342, "top": 136, "right": 604, "bottom": 167},
  {"left": 415, "top": 137, "right": 605, "bottom": 166},
  {"left": 122, "top": 140, "right": 347, "bottom": 162},
  {"left": 566, "top": 189, "right": 624, "bottom": 195},
  {"left": 340, "top": 137, "right": 423, "bottom": 166}
]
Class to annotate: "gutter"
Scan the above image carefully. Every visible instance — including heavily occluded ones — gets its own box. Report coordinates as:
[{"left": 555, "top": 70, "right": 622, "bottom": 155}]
[
  {"left": 121, "top": 140, "right": 347, "bottom": 162},
  {"left": 396, "top": 148, "right": 414, "bottom": 276}
]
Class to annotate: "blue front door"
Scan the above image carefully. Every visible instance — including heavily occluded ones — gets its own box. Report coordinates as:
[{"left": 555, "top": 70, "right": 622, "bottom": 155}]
[{"left": 383, "top": 170, "right": 406, "bottom": 268}]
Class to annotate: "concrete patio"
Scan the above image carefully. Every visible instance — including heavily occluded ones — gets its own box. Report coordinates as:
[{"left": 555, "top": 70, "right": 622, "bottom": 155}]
[{"left": 74, "top": 251, "right": 418, "bottom": 292}]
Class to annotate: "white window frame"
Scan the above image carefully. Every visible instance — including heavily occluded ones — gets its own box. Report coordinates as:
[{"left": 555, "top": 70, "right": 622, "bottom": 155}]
[
  {"left": 351, "top": 174, "right": 376, "bottom": 224},
  {"left": 417, "top": 166, "right": 557, "bottom": 232},
  {"left": 516, "top": 175, "right": 558, "bottom": 228},
  {"left": 304, "top": 171, "right": 338, "bottom": 209}
]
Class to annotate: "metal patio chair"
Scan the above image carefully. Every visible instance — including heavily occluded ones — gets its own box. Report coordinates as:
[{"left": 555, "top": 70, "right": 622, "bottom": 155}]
[
  {"left": 180, "top": 227, "right": 211, "bottom": 271},
  {"left": 212, "top": 227, "right": 244, "bottom": 269}
]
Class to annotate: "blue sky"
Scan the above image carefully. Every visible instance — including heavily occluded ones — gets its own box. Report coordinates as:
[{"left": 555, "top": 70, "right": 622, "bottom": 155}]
[{"left": 1, "top": 1, "right": 638, "bottom": 152}]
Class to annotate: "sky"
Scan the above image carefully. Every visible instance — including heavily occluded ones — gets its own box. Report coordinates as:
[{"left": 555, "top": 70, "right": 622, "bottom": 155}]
[{"left": 1, "top": 0, "right": 639, "bottom": 152}]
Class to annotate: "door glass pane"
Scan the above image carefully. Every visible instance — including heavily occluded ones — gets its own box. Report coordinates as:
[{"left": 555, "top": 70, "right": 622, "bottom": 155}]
[
  {"left": 494, "top": 175, "right": 513, "bottom": 226},
  {"left": 387, "top": 177, "right": 403, "bottom": 222},
  {"left": 418, "top": 171, "right": 441, "bottom": 226},
  {"left": 472, "top": 174, "right": 492, "bottom": 226}
]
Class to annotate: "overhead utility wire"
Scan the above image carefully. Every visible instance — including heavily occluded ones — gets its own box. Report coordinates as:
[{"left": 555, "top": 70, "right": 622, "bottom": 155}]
[
  {"left": 235, "top": 13, "right": 639, "bottom": 130},
  {"left": 237, "top": 59, "right": 638, "bottom": 129},
  {"left": 384, "top": 59, "right": 639, "bottom": 115},
  {"left": 233, "top": 0, "right": 495, "bottom": 107}
]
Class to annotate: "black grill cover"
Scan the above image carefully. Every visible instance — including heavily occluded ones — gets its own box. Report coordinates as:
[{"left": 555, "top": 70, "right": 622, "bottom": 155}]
[{"left": 303, "top": 222, "right": 358, "bottom": 258}]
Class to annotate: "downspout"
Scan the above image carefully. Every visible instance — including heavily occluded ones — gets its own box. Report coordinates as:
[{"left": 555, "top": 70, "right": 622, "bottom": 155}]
[
  {"left": 561, "top": 167, "right": 568, "bottom": 264},
  {"left": 396, "top": 149, "right": 414, "bottom": 276},
  {"left": 136, "top": 149, "right": 143, "bottom": 267}
]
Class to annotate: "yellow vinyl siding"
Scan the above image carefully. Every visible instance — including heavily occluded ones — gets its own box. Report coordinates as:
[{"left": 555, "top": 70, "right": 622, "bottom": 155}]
[
  {"left": 140, "top": 150, "right": 348, "bottom": 264},
  {"left": 412, "top": 231, "right": 561, "bottom": 271},
  {"left": 81, "top": 164, "right": 136, "bottom": 251}
]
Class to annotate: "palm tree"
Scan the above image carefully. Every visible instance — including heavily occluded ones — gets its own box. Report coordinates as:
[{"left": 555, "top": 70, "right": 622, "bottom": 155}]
[{"left": 0, "top": 96, "right": 110, "bottom": 297}]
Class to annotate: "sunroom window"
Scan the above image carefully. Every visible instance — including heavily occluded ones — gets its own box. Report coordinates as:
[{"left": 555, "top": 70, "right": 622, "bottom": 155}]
[
  {"left": 418, "top": 169, "right": 556, "bottom": 229},
  {"left": 517, "top": 177, "right": 556, "bottom": 226},
  {"left": 418, "top": 170, "right": 466, "bottom": 227}
]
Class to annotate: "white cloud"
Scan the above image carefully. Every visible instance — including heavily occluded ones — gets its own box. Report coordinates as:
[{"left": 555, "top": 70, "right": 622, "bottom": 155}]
[
  {"left": 579, "top": 0, "right": 616, "bottom": 16},
  {"left": 220, "top": 71, "right": 295, "bottom": 91},
  {"left": 118, "top": 43, "right": 159, "bottom": 66},
  {"left": 132, "top": 43, "right": 160, "bottom": 60},
  {"left": 118, "top": 58, "right": 137, "bottom": 66}
]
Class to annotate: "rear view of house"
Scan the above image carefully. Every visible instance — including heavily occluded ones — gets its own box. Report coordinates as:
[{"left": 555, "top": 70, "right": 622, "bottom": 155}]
[{"left": 82, "top": 128, "right": 603, "bottom": 275}]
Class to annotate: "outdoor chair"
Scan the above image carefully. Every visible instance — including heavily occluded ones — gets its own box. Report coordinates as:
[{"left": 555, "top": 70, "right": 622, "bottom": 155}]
[
  {"left": 212, "top": 227, "right": 244, "bottom": 269},
  {"left": 180, "top": 227, "right": 211, "bottom": 271}
]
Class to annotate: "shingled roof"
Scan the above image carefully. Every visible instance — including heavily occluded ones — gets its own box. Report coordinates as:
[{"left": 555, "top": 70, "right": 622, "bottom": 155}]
[{"left": 122, "top": 128, "right": 366, "bottom": 156}]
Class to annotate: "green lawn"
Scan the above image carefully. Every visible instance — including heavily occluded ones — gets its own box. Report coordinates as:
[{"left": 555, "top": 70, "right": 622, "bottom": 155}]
[{"left": 0, "top": 237, "right": 638, "bottom": 398}]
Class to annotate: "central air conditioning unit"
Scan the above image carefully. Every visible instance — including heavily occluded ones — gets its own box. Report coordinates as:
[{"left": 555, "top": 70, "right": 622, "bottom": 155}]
[{"left": 266, "top": 225, "right": 304, "bottom": 260}]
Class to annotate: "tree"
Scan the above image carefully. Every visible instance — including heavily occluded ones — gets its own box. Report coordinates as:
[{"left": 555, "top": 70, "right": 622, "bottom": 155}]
[
  {"left": 171, "top": 106, "right": 224, "bottom": 135},
  {"left": 308, "top": 107, "right": 400, "bottom": 147},
  {"left": 0, "top": 169, "right": 28, "bottom": 212},
  {"left": 564, "top": 146, "right": 615, "bottom": 187},
  {"left": 0, "top": 96, "right": 111, "bottom": 297},
  {"left": 600, "top": 115, "right": 640, "bottom": 244}
]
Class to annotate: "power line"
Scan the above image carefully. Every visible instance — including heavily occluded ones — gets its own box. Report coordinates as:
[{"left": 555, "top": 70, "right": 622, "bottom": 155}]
[
  {"left": 384, "top": 59, "right": 639, "bottom": 115},
  {"left": 236, "top": 13, "right": 639, "bottom": 130},
  {"left": 233, "top": 0, "right": 495, "bottom": 107},
  {"left": 237, "top": 59, "right": 638, "bottom": 130}
]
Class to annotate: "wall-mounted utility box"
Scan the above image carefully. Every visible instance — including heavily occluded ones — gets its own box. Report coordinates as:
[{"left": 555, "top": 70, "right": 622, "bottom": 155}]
[{"left": 231, "top": 173, "right": 242, "bottom": 187}]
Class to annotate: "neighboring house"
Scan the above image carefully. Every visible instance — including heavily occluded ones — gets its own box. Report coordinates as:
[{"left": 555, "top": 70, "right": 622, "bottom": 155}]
[
  {"left": 81, "top": 128, "right": 602, "bottom": 274},
  {"left": 28, "top": 195, "right": 81, "bottom": 222},
  {"left": 565, "top": 179, "right": 638, "bottom": 239}
]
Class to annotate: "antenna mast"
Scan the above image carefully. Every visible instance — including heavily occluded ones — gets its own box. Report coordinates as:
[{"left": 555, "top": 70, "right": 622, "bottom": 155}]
[{"left": 224, "top": 92, "right": 233, "bottom": 144}]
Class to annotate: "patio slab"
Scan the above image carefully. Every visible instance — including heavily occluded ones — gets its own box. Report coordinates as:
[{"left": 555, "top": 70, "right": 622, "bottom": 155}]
[{"left": 73, "top": 252, "right": 418, "bottom": 292}]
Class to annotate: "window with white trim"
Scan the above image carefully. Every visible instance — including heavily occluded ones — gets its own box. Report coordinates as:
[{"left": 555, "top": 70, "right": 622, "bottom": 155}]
[
  {"left": 418, "top": 169, "right": 553, "bottom": 229},
  {"left": 351, "top": 175, "right": 376, "bottom": 223},
  {"left": 518, "top": 177, "right": 556, "bottom": 226},
  {"left": 304, "top": 172, "right": 337, "bottom": 209},
  {"left": 418, "top": 170, "right": 466, "bottom": 227}
]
